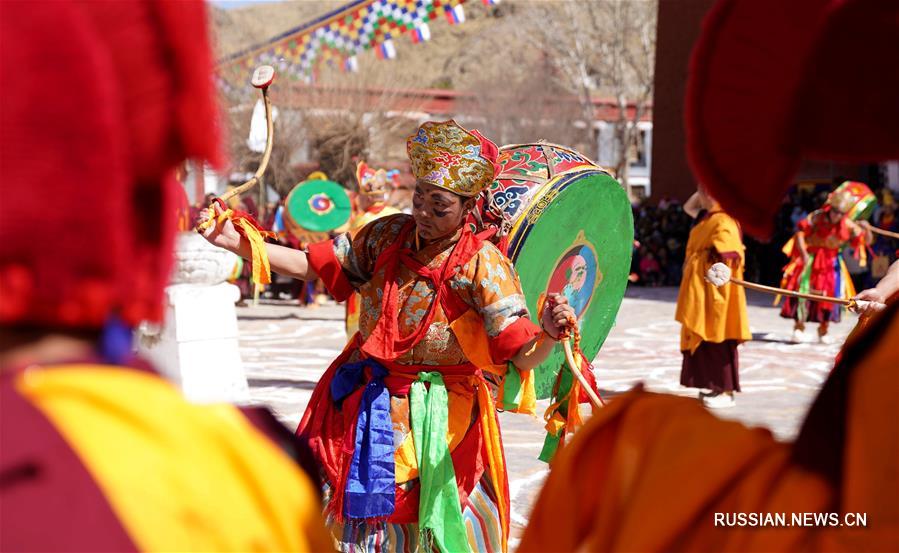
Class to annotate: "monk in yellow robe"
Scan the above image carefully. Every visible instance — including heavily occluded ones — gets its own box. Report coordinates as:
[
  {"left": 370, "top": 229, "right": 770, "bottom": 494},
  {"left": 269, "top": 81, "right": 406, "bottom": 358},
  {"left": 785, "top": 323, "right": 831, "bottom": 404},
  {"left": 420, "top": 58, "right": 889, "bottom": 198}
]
[
  {"left": 520, "top": 0, "right": 899, "bottom": 549},
  {"left": 519, "top": 292, "right": 898, "bottom": 552},
  {"left": 676, "top": 188, "right": 751, "bottom": 408}
]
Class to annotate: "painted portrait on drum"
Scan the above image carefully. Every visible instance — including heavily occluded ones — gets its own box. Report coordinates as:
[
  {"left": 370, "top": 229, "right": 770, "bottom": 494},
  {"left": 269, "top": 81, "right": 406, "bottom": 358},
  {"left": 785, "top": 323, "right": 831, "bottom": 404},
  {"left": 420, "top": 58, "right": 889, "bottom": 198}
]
[{"left": 546, "top": 237, "right": 602, "bottom": 319}]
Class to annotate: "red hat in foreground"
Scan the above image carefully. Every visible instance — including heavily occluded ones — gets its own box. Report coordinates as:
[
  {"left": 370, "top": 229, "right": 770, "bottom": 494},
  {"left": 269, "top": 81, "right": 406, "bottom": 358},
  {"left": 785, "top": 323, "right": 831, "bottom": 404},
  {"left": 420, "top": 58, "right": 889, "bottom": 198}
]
[
  {"left": 686, "top": 0, "right": 899, "bottom": 238},
  {"left": 0, "top": 0, "right": 221, "bottom": 328}
]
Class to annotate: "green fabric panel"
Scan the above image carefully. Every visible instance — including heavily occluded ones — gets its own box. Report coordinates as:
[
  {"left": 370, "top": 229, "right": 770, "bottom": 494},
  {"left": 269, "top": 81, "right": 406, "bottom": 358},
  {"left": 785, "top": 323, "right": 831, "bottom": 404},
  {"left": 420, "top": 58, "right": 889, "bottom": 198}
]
[
  {"left": 410, "top": 372, "right": 471, "bottom": 553},
  {"left": 539, "top": 433, "right": 561, "bottom": 463},
  {"left": 500, "top": 363, "right": 523, "bottom": 411}
]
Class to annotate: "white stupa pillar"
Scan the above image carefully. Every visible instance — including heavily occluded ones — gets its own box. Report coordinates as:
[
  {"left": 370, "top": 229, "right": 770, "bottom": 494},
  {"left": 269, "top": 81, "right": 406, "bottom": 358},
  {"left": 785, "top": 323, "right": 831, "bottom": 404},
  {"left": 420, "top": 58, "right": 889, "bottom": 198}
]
[{"left": 137, "top": 233, "right": 249, "bottom": 403}]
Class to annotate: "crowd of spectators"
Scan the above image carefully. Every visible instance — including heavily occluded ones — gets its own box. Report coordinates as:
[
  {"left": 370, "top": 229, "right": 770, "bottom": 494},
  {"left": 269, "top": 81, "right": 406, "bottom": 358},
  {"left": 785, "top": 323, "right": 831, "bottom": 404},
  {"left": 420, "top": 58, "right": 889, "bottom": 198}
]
[
  {"left": 630, "top": 198, "right": 693, "bottom": 287},
  {"left": 631, "top": 183, "right": 899, "bottom": 289},
  {"left": 193, "top": 180, "right": 899, "bottom": 299}
]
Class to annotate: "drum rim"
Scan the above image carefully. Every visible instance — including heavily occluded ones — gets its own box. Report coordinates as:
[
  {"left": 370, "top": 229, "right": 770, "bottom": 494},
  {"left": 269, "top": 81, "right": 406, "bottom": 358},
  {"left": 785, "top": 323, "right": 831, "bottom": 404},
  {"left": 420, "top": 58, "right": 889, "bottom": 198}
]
[
  {"left": 498, "top": 141, "right": 604, "bottom": 170},
  {"left": 504, "top": 168, "right": 633, "bottom": 396},
  {"left": 506, "top": 168, "right": 614, "bottom": 260}
]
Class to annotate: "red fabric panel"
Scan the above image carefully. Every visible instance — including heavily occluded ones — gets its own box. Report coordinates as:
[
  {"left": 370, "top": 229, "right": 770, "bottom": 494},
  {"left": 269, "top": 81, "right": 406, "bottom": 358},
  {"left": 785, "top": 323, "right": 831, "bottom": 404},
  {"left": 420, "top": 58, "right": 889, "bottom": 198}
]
[
  {"left": 685, "top": 0, "right": 815, "bottom": 238},
  {"left": 307, "top": 240, "right": 355, "bottom": 302},
  {"left": 794, "top": 1, "right": 899, "bottom": 163},
  {"left": 489, "top": 317, "right": 542, "bottom": 365},
  {"left": 440, "top": 288, "right": 471, "bottom": 323},
  {"left": 0, "top": 376, "right": 138, "bottom": 552},
  {"left": 296, "top": 345, "right": 359, "bottom": 520}
]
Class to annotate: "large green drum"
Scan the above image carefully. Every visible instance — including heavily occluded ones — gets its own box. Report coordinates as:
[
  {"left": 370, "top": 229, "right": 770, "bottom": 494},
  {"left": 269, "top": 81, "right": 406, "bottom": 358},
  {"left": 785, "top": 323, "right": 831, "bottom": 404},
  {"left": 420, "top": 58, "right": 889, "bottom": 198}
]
[
  {"left": 283, "top": 178, "right": 352, "bottom": 243},
  {"left": 483, "top": 143, "right": 634, "bottom": 398}
]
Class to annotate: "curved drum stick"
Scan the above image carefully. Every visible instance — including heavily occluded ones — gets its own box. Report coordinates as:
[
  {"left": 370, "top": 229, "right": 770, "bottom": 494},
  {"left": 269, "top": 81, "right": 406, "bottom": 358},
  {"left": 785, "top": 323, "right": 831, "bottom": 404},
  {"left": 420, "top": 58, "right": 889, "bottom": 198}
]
[
  {"left": 870, "top": 226, "right": 899, "bottom": 240},
  {"left": 219, "top": 65, "right": 276, "bottom": 203},
  {"left": 561, "top": 339, "right": 603, "bottom": 409},
  {"left": 705, "top": 262, "right": 885, "bottom": 311}
]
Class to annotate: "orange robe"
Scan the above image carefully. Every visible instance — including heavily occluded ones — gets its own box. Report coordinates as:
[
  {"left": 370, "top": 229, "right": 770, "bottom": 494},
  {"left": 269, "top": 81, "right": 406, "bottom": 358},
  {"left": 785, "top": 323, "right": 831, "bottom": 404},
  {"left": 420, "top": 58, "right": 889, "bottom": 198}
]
[
  {"left": 302, "top": 213, "right": 540, "bottom": 552},
  {"left": 345, "top": 203, "right": 401, "bottom": 338},
  {"left": 519, "top": 297, "right": 899, "bottom": 552},
  {"left": 675, "top": 210, "right": 751, "bottom": 353}
]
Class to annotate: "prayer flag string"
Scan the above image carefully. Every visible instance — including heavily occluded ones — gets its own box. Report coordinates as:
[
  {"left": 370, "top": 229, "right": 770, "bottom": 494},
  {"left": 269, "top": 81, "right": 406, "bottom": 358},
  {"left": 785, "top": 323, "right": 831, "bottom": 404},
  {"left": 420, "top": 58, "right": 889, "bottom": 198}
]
[{"left": 218, "top": 0, "right": 499, "bottom": 94}]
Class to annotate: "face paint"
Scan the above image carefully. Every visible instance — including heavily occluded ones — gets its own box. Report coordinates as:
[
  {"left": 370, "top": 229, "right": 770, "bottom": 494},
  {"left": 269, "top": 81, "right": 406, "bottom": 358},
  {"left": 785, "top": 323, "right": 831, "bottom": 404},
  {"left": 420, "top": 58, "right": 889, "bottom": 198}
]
[{"left": 412, "top": 180, "right": 469, "bottom": 241}]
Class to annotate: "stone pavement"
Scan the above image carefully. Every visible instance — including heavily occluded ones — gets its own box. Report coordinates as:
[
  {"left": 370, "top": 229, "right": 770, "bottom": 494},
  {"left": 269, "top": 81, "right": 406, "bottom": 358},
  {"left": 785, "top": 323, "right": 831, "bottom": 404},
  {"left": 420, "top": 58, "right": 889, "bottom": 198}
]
[{"left": 237, "top": 286, "right": 853, "bottom": 543}]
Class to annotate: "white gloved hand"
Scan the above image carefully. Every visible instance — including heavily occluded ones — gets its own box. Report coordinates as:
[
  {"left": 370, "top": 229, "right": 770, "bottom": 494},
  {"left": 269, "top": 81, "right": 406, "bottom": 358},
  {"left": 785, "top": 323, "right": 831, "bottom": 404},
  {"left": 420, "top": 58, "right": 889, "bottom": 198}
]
[{"left": 705, "top": 262, "right": 731, "bottom": 287}]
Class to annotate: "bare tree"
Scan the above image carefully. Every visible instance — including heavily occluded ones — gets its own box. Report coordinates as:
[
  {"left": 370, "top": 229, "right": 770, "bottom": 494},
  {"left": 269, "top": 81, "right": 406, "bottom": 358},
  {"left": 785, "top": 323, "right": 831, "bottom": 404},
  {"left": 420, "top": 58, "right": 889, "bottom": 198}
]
[
  {"left": 444, "top": 12, "right": 585, "bottom": 147},
  {"left": 505, "top": 0, "right": 657, "bottom": 192}
]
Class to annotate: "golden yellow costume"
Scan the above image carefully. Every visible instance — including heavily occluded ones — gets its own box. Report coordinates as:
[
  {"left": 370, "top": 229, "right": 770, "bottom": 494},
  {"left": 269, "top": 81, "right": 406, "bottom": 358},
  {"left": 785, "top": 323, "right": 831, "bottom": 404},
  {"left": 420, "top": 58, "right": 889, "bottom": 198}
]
[
  {"left": 7, "top": 365, "right": 332, "bottom": 552},
  {"left": 675, "top": 210, "right": 750, "bottom": 393}
]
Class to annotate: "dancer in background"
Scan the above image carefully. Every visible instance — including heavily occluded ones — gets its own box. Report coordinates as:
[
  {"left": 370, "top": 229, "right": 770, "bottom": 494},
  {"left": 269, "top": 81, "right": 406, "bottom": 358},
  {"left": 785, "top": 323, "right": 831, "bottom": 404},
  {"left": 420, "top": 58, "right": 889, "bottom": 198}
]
[
  {"left": 676, "top": 187, "right": 750, "bottom": 408},
  {"left": 779, "top": 186, "right": 872, "bottom": 343},
  {"left": 344, "top": 161, "right": 401, "bottom": 337}
]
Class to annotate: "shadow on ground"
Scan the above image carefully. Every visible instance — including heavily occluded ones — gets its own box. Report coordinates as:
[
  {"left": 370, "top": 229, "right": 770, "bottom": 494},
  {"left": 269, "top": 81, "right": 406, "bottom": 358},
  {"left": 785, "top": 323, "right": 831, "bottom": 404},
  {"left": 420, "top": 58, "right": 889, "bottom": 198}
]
[{"left": 247, "top": 378, "right": 319, "bottom": 390}]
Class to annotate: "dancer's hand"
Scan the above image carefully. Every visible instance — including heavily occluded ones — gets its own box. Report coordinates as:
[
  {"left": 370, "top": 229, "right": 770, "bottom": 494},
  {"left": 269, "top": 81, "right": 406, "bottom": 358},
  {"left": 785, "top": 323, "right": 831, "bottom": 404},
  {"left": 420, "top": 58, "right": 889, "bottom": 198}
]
[
  {"left": 852, "top": 288, "right": 887, "bottom": 315},
  {"left": 197, "top": 202, "right": 242, "bottom": 251},
  {"left": 542, "top": 294, "right": 576, "bottom": 340}
]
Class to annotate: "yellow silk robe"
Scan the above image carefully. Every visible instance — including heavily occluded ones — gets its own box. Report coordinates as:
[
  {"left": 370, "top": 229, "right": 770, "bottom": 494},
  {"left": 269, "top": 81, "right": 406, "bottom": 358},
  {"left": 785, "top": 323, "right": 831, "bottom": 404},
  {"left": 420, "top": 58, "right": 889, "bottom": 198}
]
[
  {"left": 675, "top": 210, "right": 751, "bottom": 353},
  {"left": 11, "top": 365, "right": 332, "bottom": 552}
]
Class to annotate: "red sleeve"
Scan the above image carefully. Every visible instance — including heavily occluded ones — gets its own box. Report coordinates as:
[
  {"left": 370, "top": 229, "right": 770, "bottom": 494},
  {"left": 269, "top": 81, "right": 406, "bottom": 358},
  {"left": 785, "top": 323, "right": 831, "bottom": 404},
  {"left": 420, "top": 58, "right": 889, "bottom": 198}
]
[
  {"left": 716, "top": 251, "right": 741, "bottom": 262},
  {"left": 306, "top": 240, "right": 354, "bottom": 302},
  {"left": 488, "top": 317, "right": 542, "bottom": 364}
]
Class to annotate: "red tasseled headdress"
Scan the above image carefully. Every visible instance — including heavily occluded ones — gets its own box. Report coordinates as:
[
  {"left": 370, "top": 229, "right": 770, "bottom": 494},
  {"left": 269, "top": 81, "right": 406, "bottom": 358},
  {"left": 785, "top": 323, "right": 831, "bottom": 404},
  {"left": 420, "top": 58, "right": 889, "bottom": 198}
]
[
  {"left": 0, "top": 0, "right": 222, "bottom": 328},
  {"left": 686, "top": 0, "right": 899, "bottom": 238}
]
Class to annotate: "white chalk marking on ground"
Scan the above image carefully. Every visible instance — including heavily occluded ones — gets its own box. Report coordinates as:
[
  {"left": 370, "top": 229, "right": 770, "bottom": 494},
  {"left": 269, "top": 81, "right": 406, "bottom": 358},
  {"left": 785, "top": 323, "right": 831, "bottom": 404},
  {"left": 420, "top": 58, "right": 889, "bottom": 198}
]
[{"left": 508, "top": 468, "right": 549, "bottom": 526}]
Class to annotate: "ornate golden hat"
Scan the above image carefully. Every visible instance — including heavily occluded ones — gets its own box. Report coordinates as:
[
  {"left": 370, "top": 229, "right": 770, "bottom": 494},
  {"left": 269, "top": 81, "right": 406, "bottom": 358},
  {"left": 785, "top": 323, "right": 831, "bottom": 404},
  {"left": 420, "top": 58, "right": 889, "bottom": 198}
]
[
  {"left": 827, "top": 180, "right": 876, "bottom": 219},
  {"left": 406, "top": 120, "right": 498, "bottom": 197}
]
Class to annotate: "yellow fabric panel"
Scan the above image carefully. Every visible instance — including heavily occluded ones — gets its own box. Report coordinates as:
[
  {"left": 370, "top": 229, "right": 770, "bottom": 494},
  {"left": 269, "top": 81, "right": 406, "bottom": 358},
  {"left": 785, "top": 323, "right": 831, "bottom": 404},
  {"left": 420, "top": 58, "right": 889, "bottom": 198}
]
[
  {"left": 839, "top": 258, "right": 857, "bottom": 299},
  {"left": 477, "top": 383, "right": 509, "bottom": 551},
  {"left": 349, "top": 205, "right": 400, "bottom": 237},
  {"left": 449, "top": 309, "right": 506, "bottom": 375},
  {"left": 345, "top": 293, "right": 360, "bottom": 338},
  {"left": 675, "top": 211, "right": 751, "bottom": 352},
  {"left": 518, "top": 390, "right": 831, "bottom": 552},
  {"left": 394, "top": 388, "right": 473, "bottom": 484},
  {"left": 394, "top": 432, "right": 418, "bottom": 483},
  {"left": 449, "top": 308, "right": 536, "bottom": 415},
  {"left": 16, "top": 366, "right": 333, "bottom": 553}
]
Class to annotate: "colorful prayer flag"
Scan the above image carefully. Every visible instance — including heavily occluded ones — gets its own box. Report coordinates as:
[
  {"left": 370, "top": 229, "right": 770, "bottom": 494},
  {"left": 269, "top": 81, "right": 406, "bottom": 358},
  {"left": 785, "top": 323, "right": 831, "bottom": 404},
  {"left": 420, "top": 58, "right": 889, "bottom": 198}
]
[{"left": 218, "top": 0, "right": 476, "bottom": 92}]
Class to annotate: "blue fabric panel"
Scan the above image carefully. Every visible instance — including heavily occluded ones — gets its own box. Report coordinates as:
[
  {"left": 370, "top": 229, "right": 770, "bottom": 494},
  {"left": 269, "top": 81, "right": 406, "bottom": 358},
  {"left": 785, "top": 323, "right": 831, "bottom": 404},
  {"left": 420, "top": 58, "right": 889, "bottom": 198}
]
[{"left": 331, "top": 359, "right": 396, "bottom": 518}]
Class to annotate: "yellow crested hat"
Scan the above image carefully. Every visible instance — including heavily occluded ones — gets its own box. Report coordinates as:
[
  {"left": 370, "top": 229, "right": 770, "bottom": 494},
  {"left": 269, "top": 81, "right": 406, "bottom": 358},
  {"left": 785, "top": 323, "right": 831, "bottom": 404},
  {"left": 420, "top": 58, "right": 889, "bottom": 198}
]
[
  {"left": 355, "top": 161, "right": 390, "bottom": 197},
  {"left": 406, "top": 120, "right": 498, "bottom": 197}
]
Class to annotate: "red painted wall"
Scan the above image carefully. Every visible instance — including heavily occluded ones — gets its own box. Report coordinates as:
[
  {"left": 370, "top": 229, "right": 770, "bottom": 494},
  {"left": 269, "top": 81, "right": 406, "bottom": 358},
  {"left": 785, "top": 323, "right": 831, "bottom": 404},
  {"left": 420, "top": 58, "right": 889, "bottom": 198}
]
[{"left": 649, "top": 0, "right": 716, "bottom": 202}]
